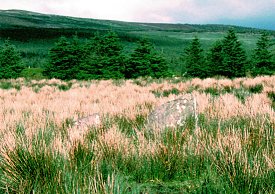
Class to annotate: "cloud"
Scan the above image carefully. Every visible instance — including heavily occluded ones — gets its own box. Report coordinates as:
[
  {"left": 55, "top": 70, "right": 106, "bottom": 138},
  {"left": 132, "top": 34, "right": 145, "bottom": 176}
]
[
  {"left": 160, "top": 0, "right": 275, "bottom": 23},
  {"left": 1, "top": 0, "right": 275, "bottom": 29}
]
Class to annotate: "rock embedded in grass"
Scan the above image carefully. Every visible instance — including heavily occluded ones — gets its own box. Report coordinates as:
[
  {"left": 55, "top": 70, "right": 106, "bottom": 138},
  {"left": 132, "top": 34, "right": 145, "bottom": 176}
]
[
  {"left": 73, "top": 113, "right": 101, "bottom": 129},
  {"left": 68, "top": 113, "right": 102, "bottom": 142},
  {"left": 147, "top": 94, "right": 197, "bottom": 130}
]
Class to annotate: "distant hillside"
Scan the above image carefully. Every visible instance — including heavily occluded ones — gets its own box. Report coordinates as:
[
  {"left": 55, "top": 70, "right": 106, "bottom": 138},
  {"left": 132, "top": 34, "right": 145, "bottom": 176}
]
[
  {"left": 0, "top": 9, "right": 274, "bottom": 71},
  {"left": 0, "top": 10, "right": 272, "bottom": 38}
]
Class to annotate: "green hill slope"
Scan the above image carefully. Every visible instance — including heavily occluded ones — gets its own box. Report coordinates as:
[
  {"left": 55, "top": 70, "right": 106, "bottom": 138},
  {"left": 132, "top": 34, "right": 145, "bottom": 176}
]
[
  {"left": 1, "top": 10, "right": 270, "bottom": 34},
  {"left": 0, "top": 9, "right": 274, "bottom": 72}
]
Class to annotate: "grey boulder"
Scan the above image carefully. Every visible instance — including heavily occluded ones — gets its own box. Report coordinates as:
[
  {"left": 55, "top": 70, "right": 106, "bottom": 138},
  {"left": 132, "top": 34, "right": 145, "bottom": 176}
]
[{"left": 147, "top": 94, "right": 197, "bottom": 130}]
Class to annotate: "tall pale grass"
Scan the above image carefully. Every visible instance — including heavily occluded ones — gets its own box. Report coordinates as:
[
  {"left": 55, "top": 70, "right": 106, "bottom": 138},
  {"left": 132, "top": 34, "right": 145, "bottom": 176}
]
[{"left": 0, "top": 76, "right": 274, "bottom": 193}]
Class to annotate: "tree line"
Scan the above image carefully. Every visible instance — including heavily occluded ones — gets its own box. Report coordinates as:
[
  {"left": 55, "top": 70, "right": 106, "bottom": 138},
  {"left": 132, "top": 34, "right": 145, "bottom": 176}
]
[
  {"left": 184, "top": 30, "right": 274, "bottom": 78},
  {"left": 43, "top": 32, "right": 170, "bottom": 80},
  {"left": 0, "top": 30, "right": 274, "bottom": 80}
]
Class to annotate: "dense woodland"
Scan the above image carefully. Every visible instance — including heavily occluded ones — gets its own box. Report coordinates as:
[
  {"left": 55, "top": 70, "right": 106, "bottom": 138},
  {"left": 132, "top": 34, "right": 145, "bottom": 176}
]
[{"left": 0, "top": 29, "right": 274, "bottom": 80}]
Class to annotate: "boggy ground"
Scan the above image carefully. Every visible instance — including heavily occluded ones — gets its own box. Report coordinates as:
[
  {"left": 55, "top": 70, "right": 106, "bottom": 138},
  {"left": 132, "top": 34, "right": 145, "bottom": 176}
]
[{"left": 0, "top": 76, "right": 274, "bottom": 193}]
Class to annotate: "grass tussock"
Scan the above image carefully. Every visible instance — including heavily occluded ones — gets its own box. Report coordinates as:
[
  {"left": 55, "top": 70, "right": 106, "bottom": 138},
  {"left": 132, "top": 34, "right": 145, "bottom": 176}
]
[{"left": 0, "top": 76, "right": 274, "bottom": 193}]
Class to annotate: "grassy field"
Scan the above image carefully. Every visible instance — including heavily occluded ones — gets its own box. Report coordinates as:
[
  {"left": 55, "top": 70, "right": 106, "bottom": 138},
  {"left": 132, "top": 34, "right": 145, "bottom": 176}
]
[{"left": 0, "top": 76, "right": 274, "bottom": 193}]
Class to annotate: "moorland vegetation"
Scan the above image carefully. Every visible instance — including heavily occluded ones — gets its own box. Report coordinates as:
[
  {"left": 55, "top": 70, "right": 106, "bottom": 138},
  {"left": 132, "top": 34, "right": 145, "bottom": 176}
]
[
  {"left": 0, "top": 30, "right": 274, "bottom": 80},
  {"left": 0, "top": 77, "right": 274, "bottom": 193},
  {"left": 0, "top": 10, "right": 275, "bottom": 80},
  {"left": 0, "top": 10, "right": 274, "bottom": 193}
]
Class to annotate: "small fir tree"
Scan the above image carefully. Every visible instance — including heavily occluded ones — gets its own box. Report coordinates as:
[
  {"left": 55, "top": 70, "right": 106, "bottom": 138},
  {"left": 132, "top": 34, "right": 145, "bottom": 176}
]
[
  {"left": 252, "top": 32, "right": 274, "bottom": 75},
  {"left": 149, "top": 53, "right": 170, "bottom": 78},
  {"left": 43, "top": 36, "right": 69, "bottom": 79},
  {"left": 126, "top": 39, "right": 152, "bottom": 78},
  {"left": 184, "top": 36, "right": 206, "bottom": 78},
  {"left": 126, "top": 39, "right": 170, "bottom": 78},
  {"left": 44, "top": 36, "right": 86, "bottom": 80},
  {"left": 77, "top": 33, "right": 103, "bottom": 80},
  {"left": 77, "top": 52, "right": 101, "bottom": 80},
  {"left": 80, "top": 31, "right": 125, "bottom": 79},
  {"left": 207, "top": 40, "right": 224, "bottom": 77},
  {"left": 221, "top": 29, "right": 247, "bottom": 77},
  {"left": 0, "top": 40, "right": 24, "bottom": 79},
  {"left": 100, "top": 31, "right": 125, "bottom": 79}
]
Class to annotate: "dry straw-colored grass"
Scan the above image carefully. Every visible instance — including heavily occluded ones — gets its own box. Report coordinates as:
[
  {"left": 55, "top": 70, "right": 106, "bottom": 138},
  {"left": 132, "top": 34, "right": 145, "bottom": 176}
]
[{"left": 0, "top": 76, "right": 274, "bottom": 176}]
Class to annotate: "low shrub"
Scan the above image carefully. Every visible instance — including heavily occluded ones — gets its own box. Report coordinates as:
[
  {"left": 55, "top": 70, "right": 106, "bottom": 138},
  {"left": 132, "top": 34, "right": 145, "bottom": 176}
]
[
  {"left": 20, "top": 68, "right": 46, "bottom": 80},
  {"left": 247, "top": 84, "right": 264, "bottom": 94}
]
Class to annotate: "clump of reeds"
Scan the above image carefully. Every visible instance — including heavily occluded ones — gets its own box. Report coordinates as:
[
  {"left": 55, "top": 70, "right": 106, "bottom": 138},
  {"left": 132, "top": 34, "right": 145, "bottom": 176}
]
[{"left": 0, "top": 77, "right": 274, "bottom": 193}]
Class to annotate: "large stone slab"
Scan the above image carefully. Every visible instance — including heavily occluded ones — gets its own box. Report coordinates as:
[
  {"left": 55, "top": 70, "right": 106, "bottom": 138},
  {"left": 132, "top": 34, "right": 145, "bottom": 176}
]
[{"left": 147, "top": 94, "right": 197, "bottom": 130}]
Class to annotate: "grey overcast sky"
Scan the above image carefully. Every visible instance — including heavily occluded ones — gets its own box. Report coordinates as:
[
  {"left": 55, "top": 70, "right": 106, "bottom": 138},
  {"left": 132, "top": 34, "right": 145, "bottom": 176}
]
[{"left": 1, "top": 0, "right": 275, "bottom": 30}]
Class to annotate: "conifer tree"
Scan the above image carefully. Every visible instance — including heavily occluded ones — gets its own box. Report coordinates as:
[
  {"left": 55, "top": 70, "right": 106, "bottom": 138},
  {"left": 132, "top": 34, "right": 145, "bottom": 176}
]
[
  {"left": 77, "top": 51, "right": 101, "bottom": 80},
  {"left": 100, "top": 31, "right": 125, "bottom": 79},
  {"left": 207, "top": 40, "right": 224, "bottom": 77},
  {"left": 0, "top": 40, "right": 24, "bottom": 79},
  {"left": 184, "top": 36, "right": 206, "bottom": 78},
  {"left": 252, "top": 32, "right": 274, "bottom": 75},
  {"left": 221, "top": 29, "right": 247, "bottom": 77},
  {"left": 80, "top": 31, "right": 125, "bottom": 79},
  {"left": 126, "top": 39, "right": 170, "bottom": 78},
  {"left": 126, "top": 39, "right": 153, "bottom": 78},
  {"left": 77, "top": 32, "right": 104, "bottom": 79},
  {"left": 150, "top": 53, "right": 170, "bottom": 78},
  {"left": 44, "top": 36, "right": 86, "bottom": 80}
]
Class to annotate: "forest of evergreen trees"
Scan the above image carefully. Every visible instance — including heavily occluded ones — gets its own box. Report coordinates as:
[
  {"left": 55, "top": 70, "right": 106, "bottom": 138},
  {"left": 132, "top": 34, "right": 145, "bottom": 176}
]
[
  {"left": 43, "top": 32, "right": 170, "bottom": 80},
  {"left": 184, "top": 30, "right": 274, "bottom": 78},
  {"left": 0, "top": 30, "right": 274, "bottom": 80}
]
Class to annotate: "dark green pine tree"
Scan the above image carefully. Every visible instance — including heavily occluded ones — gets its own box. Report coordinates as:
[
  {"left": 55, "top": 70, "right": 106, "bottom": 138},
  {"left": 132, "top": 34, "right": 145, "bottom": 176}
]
[
  {"left": 78, "top": 31, "right": 126, "bottom": 80},
  {"left": 44, "top": 36, "right": 86, "bottom": 80},
  {"left": 184, "top": 36, "right": 206, "bottom": 78},
  {"left": 43, "top": 36, "right": 69, "bottom": 79},
  {"left": 69, "top": 36, "right": 88, "bottom": 78},
  {"left": 81, "top": 31, "right": 125, "bottom": 79},
  {"left": 77, "top": 51, "right": 101, "bottom": 80},
  {"left": 100, "top": 31, "right": 125, "bottom": 79},
  {"left": 149, "top": 52, "right": 171, "bottom": 78},
  {"left": 207, "top": 40, "right": 224, "bottom": 77},
  {"left": 0, "top": 40, "right": 25, "bottom": 79},
  {"left": 126, "top": 39, "right": 152, "bottom": 78},
  {"left": 252, "top": 32, "right": 274, "bottom": 75},
  {"left": 77, "top": 32, "right": 104, "bottom": 80},
  {"left": 221, "top": 29, "right": 247, "bottom": 78},
  {"left": 126, "top": 39, "right": 170, "bottom": 78}
]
